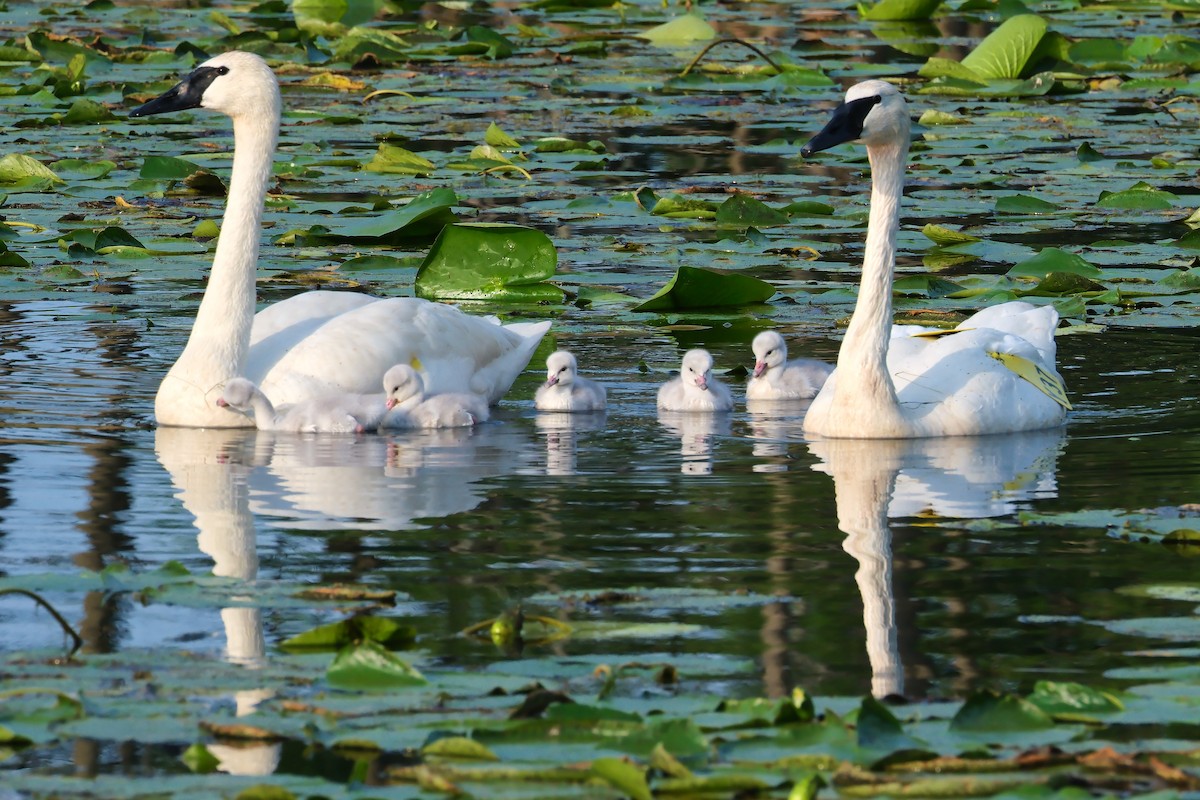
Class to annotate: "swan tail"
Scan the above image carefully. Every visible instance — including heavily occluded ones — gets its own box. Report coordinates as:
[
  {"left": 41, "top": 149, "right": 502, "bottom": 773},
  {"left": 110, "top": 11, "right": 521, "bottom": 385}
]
[{"left": 469, "top": 320, "right": 552, "bottom": 404}]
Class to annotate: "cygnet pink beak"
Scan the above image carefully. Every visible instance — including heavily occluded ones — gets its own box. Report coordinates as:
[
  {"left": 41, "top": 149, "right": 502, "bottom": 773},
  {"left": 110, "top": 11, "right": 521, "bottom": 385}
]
[
  {"left": 385, "top": 398, "right": 397, "bottom": 410},
  {"left": 753, "top": 361, "right": 767, "bottom": 378},
  {"left": 216, "top": 398, "right": 229, "bottom": 408},
  {"left": 545, "top": 374, "right": 559, "bottom": 387},
  {"left": 695, "top": 375, "right": 708, "bottom": 391}
]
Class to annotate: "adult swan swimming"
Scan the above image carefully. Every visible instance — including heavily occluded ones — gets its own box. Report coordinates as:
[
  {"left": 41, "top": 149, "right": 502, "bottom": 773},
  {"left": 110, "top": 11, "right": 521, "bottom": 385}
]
[
  {"left": 799, "top": 80, "right": 1069, "bottom": 439},
  {"left": 131, "top": 52, "right": 550, "bottom": 428}
]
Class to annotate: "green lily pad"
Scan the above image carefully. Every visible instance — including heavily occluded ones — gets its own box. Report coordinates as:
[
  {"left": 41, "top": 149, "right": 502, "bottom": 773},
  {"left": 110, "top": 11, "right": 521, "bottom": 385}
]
[
  {"left": 1008, "top": 248, "right": 1102, "bottom": 279},
  {"left": 1096, "top": 183, "right": 1178, "bottom": 210},
  {"left": 949, "top": 690, "right": 1055, "bottom": 732},
  {"left": 995, "top": 194, "right": 1060, "bottom": 214},
  {"left": 332, "top": 188, "right": 458, "bottom": 241},
  {"left": 590, "top": 757, "right": 652, "bottom": 800},
  {"left": 859, "top": 0, "right": 943, "bottom": 21},
  {"left": 960, "top": 14, "right": 1049, "bottom": 80},
  {"left": 414, "top": 222, "right": 561, "bottom": 302},
  {"left": 636, "top": 14, "right": 716, "bottom": 46},
  {"left": 0, "top": 153, "right": 61, "bottom": 184},
  {"left": 715, "top": 194, "right": 789, "bottom": 228},
  {"left": 1026, "top": 681, "right": 1123, "bottom": 715},
  {"left": 921, "top": 223, "right": 980, "bottom": 245},
  {"left": 632, "top": 266, "right": 775, "bottom": 312},
  {"left": 326, "top": 641, "right": 426, "bottom": 689},
  {"left": 363, "top": 143, "right": 435, "bottom": 175},
  {"left": 280, "top": 615, "right": 416, "bottom": 651}
]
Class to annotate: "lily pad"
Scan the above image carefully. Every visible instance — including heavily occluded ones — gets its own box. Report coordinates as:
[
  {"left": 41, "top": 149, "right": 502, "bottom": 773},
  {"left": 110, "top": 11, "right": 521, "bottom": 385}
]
[
  {"left": 414, "top": 222, "right": 562, "bottom": 302},
  {"left": 632, "top": 266, "right": 775, "bottom": 312},
  {"left": 960, "top": 14, "right": 1050, "bottom": 80}
]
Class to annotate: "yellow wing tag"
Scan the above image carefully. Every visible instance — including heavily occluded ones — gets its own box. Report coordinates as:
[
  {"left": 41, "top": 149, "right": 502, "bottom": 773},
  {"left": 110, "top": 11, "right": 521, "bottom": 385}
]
[
  {"left": 911, "top": 327, "right": 974, "bottom": 338},
  {"left": 410, "top": 355, "right": 424, "bottom": 371},
  {"left": 988, "top": 351, "right": 1072, "bottom": 410}
]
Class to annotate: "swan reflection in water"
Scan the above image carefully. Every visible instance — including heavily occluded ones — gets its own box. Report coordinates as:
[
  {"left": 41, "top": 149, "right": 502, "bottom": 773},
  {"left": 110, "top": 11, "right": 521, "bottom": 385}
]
[
  {"left": 154, "top": 423, "right": 535, "bottom": 774},
  {"left": 535, "top": 411, "right": 606, "bottom": 476},
  {"left": 657, "top": 410, "right": 733, "bottom": 475},
  {"left": 808, "top": 430, "right": 1064, "bottom": 699}
]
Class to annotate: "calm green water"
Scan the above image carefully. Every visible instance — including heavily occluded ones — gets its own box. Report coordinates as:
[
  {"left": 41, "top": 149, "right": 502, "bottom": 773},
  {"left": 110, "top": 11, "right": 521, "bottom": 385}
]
[{"left": 1, "top": 302, "right": 1196, "bottom": 702}]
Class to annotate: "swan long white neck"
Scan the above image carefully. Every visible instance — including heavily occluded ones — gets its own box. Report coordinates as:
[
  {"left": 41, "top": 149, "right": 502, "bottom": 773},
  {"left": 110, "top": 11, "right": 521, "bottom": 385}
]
[
  {"left": 831, "top": 140, "right": 911, "bottom": 434},
  {"left": 156, "top": 97, "right": 280, "bottom": 426}
]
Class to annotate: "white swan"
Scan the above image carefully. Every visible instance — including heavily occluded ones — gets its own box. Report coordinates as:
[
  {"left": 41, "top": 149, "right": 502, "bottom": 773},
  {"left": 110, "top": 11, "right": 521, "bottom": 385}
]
[
  {"left": 217, "top": 377, "right": 379, "bottom": 433},
  {"left": 656, "top": 349, "right": 733, "bottom": 412},
  {"left": 381, "top": 364, "right": 489, "bottom": 429},
  {"left": 131, "top": 51, "right": 550, "bottom": 428},
  {"left": 535, "top": 350, "right": 607, "bottom": 412},
  {"left": 746, "top": 330, "right": 834, "bottom": 401},
  {"left": 800, "top": 80, "right": 1068, "bottom": 438}
]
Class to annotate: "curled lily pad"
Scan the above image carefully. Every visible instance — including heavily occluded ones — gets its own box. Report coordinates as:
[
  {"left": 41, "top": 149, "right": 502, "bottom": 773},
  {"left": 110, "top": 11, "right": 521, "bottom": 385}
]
[
  {"left": 636, "top": 14, "right": 716, "bottom": 46},
  {"left": 414, "top": 222, "right": 561, "bottom": 302},
  {"left": 960, "top": 14, "right": 1050, "bottom": 80},
  {"left": 632, "top": 266, "right": 775, "bottom": 312},
  {"left": 858, "top": 0, "right": 943, "bottom": 21}
]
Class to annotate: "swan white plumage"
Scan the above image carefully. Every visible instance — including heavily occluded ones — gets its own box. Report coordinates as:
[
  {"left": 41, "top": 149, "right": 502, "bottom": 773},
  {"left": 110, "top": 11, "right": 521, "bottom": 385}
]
[
  {"left": 656, "top": 349, "right": 734, "bottom": 412},
  {"left": 131, "top": 51, "right": 550, "bottom": 428},
  {"left": 535, "top": 350, "right": 607, "bottom": 412},
  {"left": 746, "top": 330, "right": 834, "bottom": 400},
  {"left": 217, "top": 377, "right": 373, "bottom": 433},
  {"left": 799, "top": 80, "right": 1068, "bottom": 438},
  {"left": 381, "top": 364, "right": 489, "bottom": 429}
]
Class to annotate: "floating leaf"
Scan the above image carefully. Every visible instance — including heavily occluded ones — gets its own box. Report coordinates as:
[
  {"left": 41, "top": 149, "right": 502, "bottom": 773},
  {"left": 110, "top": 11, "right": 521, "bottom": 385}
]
[
  {"left": 0, "top": 154, "right": 60, "bottom": 185},
  {"left": 280, "top": 616, "right": 415, "bottom": 650},
  {"left": 1008, "top": 248, "right": 1101, "bottom": 279},
  {"left": 422, "top": 736, "right": 499, "bottom": 761},
  {"left": 140, "top": 156, "right": 201, "bottom": 181},
  {"left": 1096, "top": 183, "right": 1177, "bottom": 210},
  {"left": 1026, "top": 681, "right": 1123, "bottom": 715},
  {"left": 331, "top": 188, "right": 458, "bottom": 241},
  {"left": 485, "top": 122, "right": 521, "bottom": 149},
  {"left": 949, "top": 690, "right": 1054, "bottom": 732},
  {"left": 591, "top": 757, "right": 652, "bottom": 800},
  {"left": 326, "top": 641, "right": 426, "bottom": 689},
  {"left": 960, "top": 14, "right": 1049, "bottom": 80},
  {"left": 414, "top": 222, "right": 561, "bottom": 302},
  {"left": 918, "top": 109, "right": 968, "bottom": 125},
  {"left": 715, "top": 195, "right": 790, "bottom": 228},
  {"left": 363, "top": 143, "right": 435, "bottom": 175},
  {"left": 632, "top": 266, "right": 775, "bottom": 312},
  {"left": 995, "top": 194, "right": 1060, "bottom": 214},
  {"left": 636, "top": 14, "right": 716, "bottom": 46},
  {"left": 859, "top": 0, "right": 943, "bottom": 21},
  {"left": 921, "top": 223, "right": 980, "bottom": 245}
]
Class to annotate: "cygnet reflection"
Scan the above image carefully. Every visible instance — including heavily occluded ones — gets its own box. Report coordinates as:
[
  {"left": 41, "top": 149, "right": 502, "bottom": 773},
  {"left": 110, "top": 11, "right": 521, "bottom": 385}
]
[
  {"left": 657, "top": 410, "right": 732, "bottom": 475},
  {"left": 535, "top": 411, "right": 607, "bottom": 476}
]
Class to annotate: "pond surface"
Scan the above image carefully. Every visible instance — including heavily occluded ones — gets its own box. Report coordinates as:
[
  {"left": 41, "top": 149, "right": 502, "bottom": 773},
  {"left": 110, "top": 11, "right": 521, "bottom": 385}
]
[{"left": 1, "top": 0, "right": 1200, "bottom": 794}]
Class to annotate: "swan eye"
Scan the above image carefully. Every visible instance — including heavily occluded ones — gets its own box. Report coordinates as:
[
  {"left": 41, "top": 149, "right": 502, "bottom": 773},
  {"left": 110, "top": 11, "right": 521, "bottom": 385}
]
[{"left": 215, "top": 66, "right": 230, "bottom": 76}]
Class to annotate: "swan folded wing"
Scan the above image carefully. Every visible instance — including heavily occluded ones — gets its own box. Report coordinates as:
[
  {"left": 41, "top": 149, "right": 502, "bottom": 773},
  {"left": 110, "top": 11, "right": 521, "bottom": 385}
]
[
  {"left": 256, "top": 299, "right": 525, "bottom": 405},
  {"left": 959, "top": 301, "right": 1059, "bottom": 362},
  {"left": 249, "top": 290, "right": 380, "bottom": 347},
  {"left": 890, "top": 329, "right": 1066, "bottom": 435}
]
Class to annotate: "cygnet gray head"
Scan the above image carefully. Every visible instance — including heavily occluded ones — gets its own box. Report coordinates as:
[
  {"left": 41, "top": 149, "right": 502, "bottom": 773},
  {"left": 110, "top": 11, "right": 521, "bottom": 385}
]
[
  {"left": 383, "top": 364, "right": 425, "bottom": 409},
  {"left": 681, "top": 349, "right": 715, "bottom": 391},
  {"left": 544, "top": 350, "right": 578, "bottom": 387}
]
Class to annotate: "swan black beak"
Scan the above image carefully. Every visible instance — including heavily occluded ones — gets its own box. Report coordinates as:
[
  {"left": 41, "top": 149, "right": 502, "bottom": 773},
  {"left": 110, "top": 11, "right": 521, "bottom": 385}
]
[
  {"left": 130, "top": 65, "right": 225, "bottom": 118},
  {"left": 801, "top": 95, "right": 882, "bottom": 157}
]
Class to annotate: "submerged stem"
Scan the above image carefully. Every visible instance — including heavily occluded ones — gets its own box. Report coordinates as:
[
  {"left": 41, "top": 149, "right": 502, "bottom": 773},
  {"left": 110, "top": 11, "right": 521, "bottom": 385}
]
[
  {"left": 679, "top": 38, "right": 783, "bottom": 78},
  {"left": 0, "top": 588, "right": 83, "bottom": 657}
]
